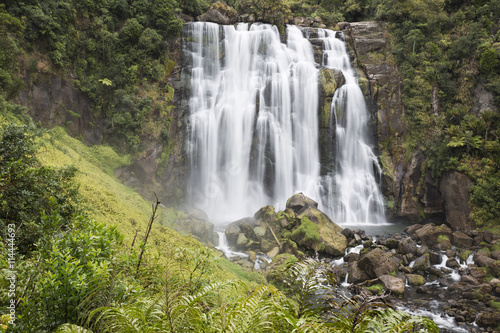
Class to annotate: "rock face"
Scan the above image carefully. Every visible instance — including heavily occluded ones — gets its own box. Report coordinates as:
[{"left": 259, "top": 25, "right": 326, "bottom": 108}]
[
  {"left": 439, "top": 172, "right": 474, "bottom": 231},
  {"left": 225, "top": 194, "right": 347, "bottom": 257},
  {"left": 15, "top": 73, "right": 103, "bottom": 145}
]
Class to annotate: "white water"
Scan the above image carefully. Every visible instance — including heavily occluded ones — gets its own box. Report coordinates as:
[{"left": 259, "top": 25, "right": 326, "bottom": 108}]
[
  {"left": 185, "top": 22, "right": 320, "bottom": 223},
  {"left": 318, "top": 29, "right": 386, "bottom": 225},
  {"left": 184, "top": 22, "right": 386, "bottom": 225}
]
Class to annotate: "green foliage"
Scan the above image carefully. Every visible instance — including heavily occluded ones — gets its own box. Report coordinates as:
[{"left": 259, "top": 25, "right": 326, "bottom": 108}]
[
  {"left": 0, "top": 125, "right": 80, "bottom": 254},
  {"left": 4, "top": 0, "right": 181, "bottom": 152},
  {"left": 0, "top": 5, "right": 24, "bottom": 100},
  {"left": 237, "top": 0, "right": 292, "bottom": 26}
]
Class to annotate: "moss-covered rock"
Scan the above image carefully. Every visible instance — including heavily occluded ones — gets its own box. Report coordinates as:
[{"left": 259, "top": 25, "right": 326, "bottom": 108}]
[
  {"left": 297, "top": 206, "right": 347, "bottom": 256},
  {"left": 406, "top": 273, "right": 426, "bottom": 286}
]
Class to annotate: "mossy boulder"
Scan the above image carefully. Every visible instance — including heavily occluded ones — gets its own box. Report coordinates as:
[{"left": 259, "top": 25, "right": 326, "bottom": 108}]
[
  {"left": 297, "top": 206, "right": 347, "bottom": 256},
  {"left": 406, "top": 274, "right": 426, "bottom": 286},
  {"left": 414, "top": 224, "right": 452, "bottom": 250}
]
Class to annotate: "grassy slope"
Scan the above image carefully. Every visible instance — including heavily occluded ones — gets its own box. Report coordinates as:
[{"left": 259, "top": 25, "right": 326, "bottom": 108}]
[{"left": 35, "top": 125, "right": 265, "bottom": 284}]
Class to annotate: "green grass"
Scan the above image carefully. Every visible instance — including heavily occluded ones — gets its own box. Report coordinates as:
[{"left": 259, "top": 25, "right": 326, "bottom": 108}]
[
  {"left": 36, "top": 126, "right": 264, "bottom": 285},
  {"left": 437, "top": 235, "right": 450, "bottom": 243}
]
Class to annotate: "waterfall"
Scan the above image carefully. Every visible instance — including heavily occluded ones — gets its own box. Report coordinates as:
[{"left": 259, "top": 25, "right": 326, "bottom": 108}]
[
  {"left": 183, "top": 22, "right": 386, "bottom": 225},
  {"left": 184, "top": 22, "right": 320, "bottom": 223},
  {"left": 318, "top": 29, "right": 386, "bottom": 225}
]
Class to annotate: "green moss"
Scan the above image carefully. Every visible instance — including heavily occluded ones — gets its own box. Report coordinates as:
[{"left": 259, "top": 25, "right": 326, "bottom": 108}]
[
  {"left": 437, "top": 235, "right": 450, "bottom": 243},
  {"left": 291, "top": 216, "right": 320, "bottom": 245},
  {"left": 458, "top": 249, "right": 473, "bottom": 262},
  {"left": 491, "top": 301, "right": 500, "bottom": 310},
  {"left": 367, "top": 283, "right": 384, "bottom": 295}
]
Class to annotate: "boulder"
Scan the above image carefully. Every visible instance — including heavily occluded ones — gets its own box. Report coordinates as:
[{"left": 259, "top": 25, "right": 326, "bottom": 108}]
[
  {"left": 414, "top": 224, "right": 452, "bottom": 249},
  {"left": 461, "top": 275, "right": 479, "bottom": 285},
  {"left": 470, "top": 267, "right": 487, "bottom": 280},
  {"left": 406, "top": 274, "right": 425, "bottom": 286},
  {"left": 286, "top": 193, "right": 318, "bottom": 213},
  {"left": 197, "top": 8, "right": 232, "bottom": 24},
  {"left": 398, "top": 237, "right": 417, "bottom": 255},
  {"left": 358, "top": 248, "right": 399, "bottom": 279},
  {"left": 254, "top": 205, "right": 278, "bottom": 224},
  {"left": 348, "top": 261, "right": 370, "bottom": 284},
  {"left": 439, "top": 172, "right": 474, "bottom": 231},
  {"left": 412, "top": 254, "right": 430, "bottom": 274},
  {"left": 446, "top": 257, "right": 460, "bottom": 269},
  {"left": 476, "top": 310, "right": 500, "bottom": 328},
  {"left": 225, "top": 217, "right": 256, "bottom": 245},
  {"left": 379, "top": 275, "right": 405, "bottom": 296},
  {"left": 236, "top": 233, "right": 248, "bottom": 249},
  {"left": 253, "top": 226, "right": 266, "bottom": 238},
  {"left": 452, "top": 231, "right": 473, "bottom": 248},
  {"left": 475, "top": 255, "right": 496, "bottom": 268},
  {"left": 406, "top": 224, "right": 424, "bottom": 236},
  {"left": 267, "top": 246, "right": 280, "bottom": 259},
  {"left": 172, "top": 217, "right": 215, "bottom": 244},
  {"left": 297, "top": 206, "right": 347, "bottom": 256}
]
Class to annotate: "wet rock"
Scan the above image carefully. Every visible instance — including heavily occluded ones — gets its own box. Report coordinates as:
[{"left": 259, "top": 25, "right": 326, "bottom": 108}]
[
  {"left": 483, "top": 230, "right": 497, "bottom": 243},
  {"left": 412, "top": 254, "right": 430, "bottom": 274},
  {"left": 261, "top": 239, "right": 275, "bottom": 253},
  {"left": 379, "top": 275, "right": 405, "bottom": 296},
  {"left": 345, "top": 252, "right": 360, "bottom": 263},
  {"left": 226, "top": 217, "right": 256, "bottom": 245},
  {"left": 332, "top": 266, "right": 347, "bottom": 284},
  {"left": 236, "top": 233, "right": 248, "bottom": 249},
  {"left": 426, "top": 266, "right": 443, "bottom": 278},
  {"left": 406, "top": 274, "right": 426, "bottom": 286},
  {"left": 386, "top": 238, "right": 400, "bottom": 249},
  {"left": 452, "top": 231, "right": 474, "bottom": 248},
  {"left": 286, "top": 192, "right": 318, "bottom": 213},
  {"left": 446, "top": 257, "right": 460, "bottom": 269},
  {"left": 439, "top": 172, "right": 474, "bottom": 231},
  {"left": 429, "top": 251, "right": 442, "bottom": 265},
  {"left": 475, "top": 255, "right": 496, "bottom": 268},
  {"left": 461, "top": 275, "right": 480, "bottom": 285},
  {"left": 348, "top": 261, "right": 370, "bottom": 283},
  {"left": 248, "top": 251, "right": 257, "bottom": 264},
  {"left": 358, "top": 248, "right": 399, "bottom": 278},
  {"left": 398, "top": 237, "right": 418, "bottom": 255}
]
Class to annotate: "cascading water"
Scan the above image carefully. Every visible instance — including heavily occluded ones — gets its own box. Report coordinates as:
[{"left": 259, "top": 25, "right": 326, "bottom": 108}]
[
  {"left": 184, "top": 22, "right": 386, "bottom": 225},
  {"left": 184, "top": 22, "right": 320, "bottom": 223},
  {"left": 318, "top": 29, "right": 386, "bottom": 225}
]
